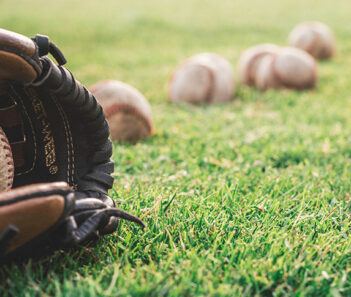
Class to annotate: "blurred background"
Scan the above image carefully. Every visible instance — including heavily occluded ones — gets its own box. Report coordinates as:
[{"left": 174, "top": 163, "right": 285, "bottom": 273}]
[{"left": 1, "top": 0, "right": 350, "bottom": 103}]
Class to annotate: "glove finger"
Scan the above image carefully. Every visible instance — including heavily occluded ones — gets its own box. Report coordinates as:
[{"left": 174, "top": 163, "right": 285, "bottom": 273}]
[
  {"left": 100, "top": 217, "right": 119, "bottom": 235},
  {"left": 103, "top": 208, "right": 145, "bottom": 228},
  {"left": 101, "top": 195, "right": 115, "bottom": 208},
  {"left": 72, "top": 208, "right": 144, "bottom": 244},
  {"left": 0, "top": 182, "right": 75, "bottom": 263},
  {"left": 72, "top": 210, "right": 101, "bottom": 226},
  {"left": 73, "top": 197, "right": 135, "bottom": 235},
  {"left": 74, "top": 198, "right": 107, "bottom": 212},
  {"left": 73, "top": 210, "right": 111, "bottom": 243}
]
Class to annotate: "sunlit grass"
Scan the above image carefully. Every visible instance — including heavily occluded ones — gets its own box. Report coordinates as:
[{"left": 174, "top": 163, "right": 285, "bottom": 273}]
[{"left": 1, "top": 0, "right": 351, "bottom": 295}]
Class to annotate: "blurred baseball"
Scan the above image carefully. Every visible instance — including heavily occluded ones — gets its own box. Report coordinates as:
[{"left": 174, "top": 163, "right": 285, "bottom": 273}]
[
  {"left": 254, "top": 54, "right": 282, "bottom": 91},
  {"left": 0, "top": 127, "right": 14, "bottom": 192},
  {"left": 169, "top": 53, "right": 235, "bottom": 104},
  {"left": 288, "top": 22, "right": 335, "bottom": 59},
  {"left": 251, "top": 46, "right": 317, "bottom": 91},
  {"left": 273, "top": 47, "right": 317, "bottom": 90},
  {"left": 90, "top": 80, "right": 153, "bottom": 143},
  {"left": 237, "top": 43, "right": 280, "bottom": 86}
]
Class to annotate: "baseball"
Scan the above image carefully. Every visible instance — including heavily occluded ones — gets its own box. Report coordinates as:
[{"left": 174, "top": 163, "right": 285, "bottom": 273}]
[
  {"left": 288, "top": 22, "right": 335, "bottom": 59},
  {"left": 237, "top": 43, "right": 280, "bottom": 86},
  {"left": 0, "top": 127, "right": 14, "bottom": 192},
  {"left": 254, "top": 54, "right": 283, "bottom": 91},
  {"left": 90, "top": 80, "right": 153, "bottom": 143},
  {"left": 273, "top": 47, "right": 317, "bottom": 90},
  {"left": 252, "top": 46, "right": 317, "bottom": 91},
  {"left": 169, "top": 53, "right": 235, "bottom": 104}
]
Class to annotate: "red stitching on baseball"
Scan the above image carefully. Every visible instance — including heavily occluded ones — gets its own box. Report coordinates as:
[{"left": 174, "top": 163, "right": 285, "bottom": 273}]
[{"left": 104, "top": 103, "right": 153, "bottom": 134}]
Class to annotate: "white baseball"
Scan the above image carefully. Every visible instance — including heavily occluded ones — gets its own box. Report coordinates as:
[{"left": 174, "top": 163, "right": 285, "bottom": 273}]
[
  {"left": 273, "top": 47, "right": 317, "bottom": 90},
  {"left": 169, "top": 53, "right": 235, "bottom": 104},
  {"left": 288, "top": 22, "right": 335, "bottom": 59},
  {"left": 237, "top": 43, "right": 281, "bottom": 86},
  {"left": 90, "top": 80, "right": 153, "bottom": 143},
  {"left": 0, "top": 127, "right": 14, "bottom": 192},
  {"left": 254, "top": 54, "right": 282, "bottom": 91}
]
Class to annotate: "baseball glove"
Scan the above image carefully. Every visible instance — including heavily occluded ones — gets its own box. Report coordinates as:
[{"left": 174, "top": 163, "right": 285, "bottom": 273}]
[{"left": 0, "top": 29, "right": 144, "bottom": 264}]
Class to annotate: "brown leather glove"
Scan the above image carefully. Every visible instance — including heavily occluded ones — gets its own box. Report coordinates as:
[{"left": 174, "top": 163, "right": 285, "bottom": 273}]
[
  {"left": 0, "top": 28, "right": 144, "bottom": 264},
  {"left": 0, "top": 183, "right": 75, "bottom": 262}
]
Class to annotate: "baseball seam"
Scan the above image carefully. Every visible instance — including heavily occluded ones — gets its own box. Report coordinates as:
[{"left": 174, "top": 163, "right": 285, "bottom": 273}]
[
  {"left": 104, "top": 103, "right": 153, "bottom": 135},
  {"left": 193, "top": 63, "right": 215, "bottom": 104},
  {"left": 248, "top": 52, "right": 272, "bottom": 86},
  {"left": 0, "top": 128, "right": 14, "bottom": 190},
  {"left": 168, "top": 62, "right": 215, "bottom": 104},
  {"left": 270, "top": 52, "right": 283, "bottom": 89}
]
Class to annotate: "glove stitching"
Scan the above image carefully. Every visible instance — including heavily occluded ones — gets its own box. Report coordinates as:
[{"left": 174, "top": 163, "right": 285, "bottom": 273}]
[{"left": 51, "top": 95, "right": 75, "bottom": 187}]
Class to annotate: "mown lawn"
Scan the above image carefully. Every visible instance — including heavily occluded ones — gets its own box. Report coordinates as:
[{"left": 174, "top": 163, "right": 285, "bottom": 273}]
[{"left": 1, "top": 0, "right": 351, "bottom": 296}]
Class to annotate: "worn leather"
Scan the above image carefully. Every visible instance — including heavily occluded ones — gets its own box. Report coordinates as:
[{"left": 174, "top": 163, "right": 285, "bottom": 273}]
[
  {"left": 0, "top": 181, "right": 144, "bottom": 263},
  {"left": 0, "top": 29, "right": 114, "bottom": 200},
  {"left": 0, "top": 29, "right": 144, "bottom": 263},
  {"left": 0, "top": 29, "right": 36, "bottom": 56},
  {"left": 0, "top": 182, "right": 74, "bottom": 262}
]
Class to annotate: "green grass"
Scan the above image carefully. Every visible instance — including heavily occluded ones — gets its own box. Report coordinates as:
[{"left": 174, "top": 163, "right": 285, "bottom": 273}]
[{"left": 1, "top": 0, "right": 351, "bottom": 295}]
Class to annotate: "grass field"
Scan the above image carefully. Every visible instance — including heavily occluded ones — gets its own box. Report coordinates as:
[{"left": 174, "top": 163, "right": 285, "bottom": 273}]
[{"left": 1, "top": 0, "right": 351, "bottom": 296}]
